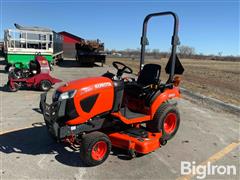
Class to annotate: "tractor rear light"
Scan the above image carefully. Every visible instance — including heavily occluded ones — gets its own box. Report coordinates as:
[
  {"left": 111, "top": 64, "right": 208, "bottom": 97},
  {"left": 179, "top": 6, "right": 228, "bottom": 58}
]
[{"left": 173, "top": 76, "right": 181, "bottom": 87}]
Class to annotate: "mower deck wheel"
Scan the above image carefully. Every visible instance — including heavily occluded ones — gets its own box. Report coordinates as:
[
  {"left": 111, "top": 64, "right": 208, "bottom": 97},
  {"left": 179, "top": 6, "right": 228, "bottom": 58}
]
[
  {"left": 80, "top": 131, "right": 111, "bottom": 166},
  {"left": 39, "top": 80, "right": 52, "bottom": 91},
  {"left": 147, "top": 102, "right": 180, "bottom": 141}
]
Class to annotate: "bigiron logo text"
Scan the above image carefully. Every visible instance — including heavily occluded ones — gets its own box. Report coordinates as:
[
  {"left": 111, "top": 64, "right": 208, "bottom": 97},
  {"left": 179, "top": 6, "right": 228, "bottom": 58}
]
[{"left": 181, "top": 161, "right": 237, "bottom": 179}]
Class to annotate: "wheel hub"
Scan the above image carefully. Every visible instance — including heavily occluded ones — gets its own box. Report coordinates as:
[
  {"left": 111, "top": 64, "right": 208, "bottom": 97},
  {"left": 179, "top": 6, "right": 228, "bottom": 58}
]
[
  {"left": 164, "top": 113, "right": 177, "bottom": 134},
  {"left": 91, "top": 141, "right": 107, "bottom": 161}
]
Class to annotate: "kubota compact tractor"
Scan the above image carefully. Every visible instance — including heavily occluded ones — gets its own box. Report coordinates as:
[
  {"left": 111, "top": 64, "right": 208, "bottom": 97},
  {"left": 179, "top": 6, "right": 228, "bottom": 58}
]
[{"left": 40, "top": 12, "right": 184, "bottom": 166}]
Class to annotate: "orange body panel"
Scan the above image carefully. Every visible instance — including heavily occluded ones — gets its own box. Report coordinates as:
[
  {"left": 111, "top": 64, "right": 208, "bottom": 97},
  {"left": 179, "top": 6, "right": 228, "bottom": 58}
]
[
  {"left": 57, "top": 75, "right": 180, "bottom": 125},
  {"left": 57, "top": 77, "right": 114, "bottom": 125},
  {"left": 111, "top": 87, "right": 180, "bottom": 123},
  {"left": 149, "top": 87, "right": 180, "bottom": 119},
  {"left": 108, "top": 132, "right": 162, "bottom": 154}
]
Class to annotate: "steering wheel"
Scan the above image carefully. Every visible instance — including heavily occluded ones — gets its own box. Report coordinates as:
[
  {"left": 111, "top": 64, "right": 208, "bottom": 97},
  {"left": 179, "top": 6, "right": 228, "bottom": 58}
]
[{"left": 112, "top": 61, "right": 133, "bottom": 78}]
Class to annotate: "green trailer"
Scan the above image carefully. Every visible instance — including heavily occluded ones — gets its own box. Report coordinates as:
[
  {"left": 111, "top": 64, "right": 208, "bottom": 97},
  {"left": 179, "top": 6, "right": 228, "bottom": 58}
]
[{"left": 4, "top": 24, "right": 63, "bottom": 70}]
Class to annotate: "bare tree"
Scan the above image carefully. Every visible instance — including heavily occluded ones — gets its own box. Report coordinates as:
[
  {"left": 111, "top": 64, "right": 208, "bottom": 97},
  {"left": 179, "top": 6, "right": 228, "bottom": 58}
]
[
  {"left": 152, "top": 49, "right": 160, "bottom": 58},
  {"left": 178, "top": 45, "right": 195, "bottom": 57},
  {"left": 218, "top": 51, "right": 223, "bottom": 57}
]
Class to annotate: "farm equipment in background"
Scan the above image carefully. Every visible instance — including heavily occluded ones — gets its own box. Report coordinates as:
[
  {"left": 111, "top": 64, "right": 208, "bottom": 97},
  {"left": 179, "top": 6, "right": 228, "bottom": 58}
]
[
  {"left": 7, "top": 55, "right": 61, "bottom": 92},
  {"left": 40, "top": 11, "right": 184, "bottom": 166},
  {"left": 4, "top": 24, "right": 63, "bottom": 72},
  {"left": 75, "top": 39, "right": 106, "bottom": 66}
]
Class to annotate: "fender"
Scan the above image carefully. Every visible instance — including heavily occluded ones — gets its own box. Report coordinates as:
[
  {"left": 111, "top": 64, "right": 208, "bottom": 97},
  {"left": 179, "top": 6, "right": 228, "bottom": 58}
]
[{"left": 149, "top": 87, "right": 180, "bottom": 119}]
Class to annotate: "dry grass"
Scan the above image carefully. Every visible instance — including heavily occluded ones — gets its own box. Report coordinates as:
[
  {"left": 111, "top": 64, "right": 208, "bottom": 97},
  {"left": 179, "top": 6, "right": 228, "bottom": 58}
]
[{"left": 106, "top": 57, "right": 240, "bottom": 106}]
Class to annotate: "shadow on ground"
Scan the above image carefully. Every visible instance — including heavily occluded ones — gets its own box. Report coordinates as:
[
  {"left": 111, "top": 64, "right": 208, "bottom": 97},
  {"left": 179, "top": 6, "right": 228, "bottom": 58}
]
[
  {"left": 32, "top": 108, "right": 42, "bottom": 114},
  {"left": 0, "top": 84, "right": 9, "bottom": 92},
  {"left": 0, "top": 59, "right": 6, "bottom": 65},
  {"left": 56, "top": 59, "right": 101, "bottom": 68},
  {"left": 0, "top": 69, "right": 6, "bottom": 74},
  {"left": 0, "top": 84, "right": 44, "bottom": 93},
  {"left": 0, "top": 123, "right": 136, "bottom": 167},
  {"left": 0, "top": 123, "right": 87, "bottom": 167}
]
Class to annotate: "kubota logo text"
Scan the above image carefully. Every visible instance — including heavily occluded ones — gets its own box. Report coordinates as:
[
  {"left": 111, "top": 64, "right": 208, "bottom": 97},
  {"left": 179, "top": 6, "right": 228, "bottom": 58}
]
[{"left": 94, "top": 82, "right": 112, "bottom": 89}]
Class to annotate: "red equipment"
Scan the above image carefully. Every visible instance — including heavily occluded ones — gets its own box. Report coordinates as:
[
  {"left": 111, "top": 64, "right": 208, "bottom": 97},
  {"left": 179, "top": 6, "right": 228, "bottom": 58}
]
[
  {"left": 7, "top": 55, "right": 61, "bottom": 92},
  {"left": 40, "top": 12, "right": 184, "bottom": 166}
]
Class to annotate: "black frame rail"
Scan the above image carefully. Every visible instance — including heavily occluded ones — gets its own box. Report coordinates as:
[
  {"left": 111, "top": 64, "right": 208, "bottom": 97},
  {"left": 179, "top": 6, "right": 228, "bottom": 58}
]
[{"left": 140, "top": 11, "right": 180, "bottom": 83}]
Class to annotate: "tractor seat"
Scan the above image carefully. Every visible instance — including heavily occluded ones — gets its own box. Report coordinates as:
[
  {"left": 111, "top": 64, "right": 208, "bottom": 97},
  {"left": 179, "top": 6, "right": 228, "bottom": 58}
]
[
  {"left": 124, "top": 63, "right": 161, "bottom": 98},
  {"left": 29, "top": 60, "right": 40, "bottom": 73}
]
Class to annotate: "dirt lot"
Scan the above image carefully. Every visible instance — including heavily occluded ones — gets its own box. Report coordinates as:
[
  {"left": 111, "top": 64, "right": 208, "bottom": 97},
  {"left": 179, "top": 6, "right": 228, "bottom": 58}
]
[
  {"left": 0, "top": 59, "right": 239, "bottom": 180},
  {"left": 107, "top": 57, "right": 240, "bottom": 106}
]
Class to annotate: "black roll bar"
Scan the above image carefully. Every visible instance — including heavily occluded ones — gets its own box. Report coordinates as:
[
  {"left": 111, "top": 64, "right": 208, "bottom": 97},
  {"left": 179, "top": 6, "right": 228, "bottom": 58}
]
[{"left": 140, "top": 11, "right": 180, "bottom": 83}]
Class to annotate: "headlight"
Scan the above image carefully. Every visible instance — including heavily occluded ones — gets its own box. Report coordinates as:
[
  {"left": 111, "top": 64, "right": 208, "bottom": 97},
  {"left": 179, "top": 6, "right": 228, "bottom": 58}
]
[
  {"left": 58, "top": 90, "right": 77, "bottom": 101},
  {"left": 52, "top": 90, "right": 61, "bottom": 102}
]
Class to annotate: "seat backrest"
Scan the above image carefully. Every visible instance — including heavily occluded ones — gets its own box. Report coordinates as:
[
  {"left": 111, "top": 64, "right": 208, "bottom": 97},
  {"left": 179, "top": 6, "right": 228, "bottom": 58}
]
[
  {"left": 29, "top": 60, "right": 40, "bottom": 71},
  {"left": 137, "top": 64, "right": 161, "bottom": 86}
]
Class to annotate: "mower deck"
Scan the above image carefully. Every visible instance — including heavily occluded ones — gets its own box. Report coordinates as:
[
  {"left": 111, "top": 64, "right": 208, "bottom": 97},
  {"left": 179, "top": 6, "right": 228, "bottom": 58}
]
[{"left": 108, "top": 128, "right": 162, "bottom": 154}]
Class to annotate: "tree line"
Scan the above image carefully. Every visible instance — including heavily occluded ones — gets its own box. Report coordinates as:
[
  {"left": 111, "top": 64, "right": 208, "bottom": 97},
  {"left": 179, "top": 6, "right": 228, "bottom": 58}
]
[{"left": 105, "top": 45, "right": 240, "bottom": 62}]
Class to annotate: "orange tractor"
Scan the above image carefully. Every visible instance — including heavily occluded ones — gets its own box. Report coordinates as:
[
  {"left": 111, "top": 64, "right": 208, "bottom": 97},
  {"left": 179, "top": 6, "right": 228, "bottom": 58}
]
[{"left": 40, "top": 11, "right": 184, "bottom": 166}]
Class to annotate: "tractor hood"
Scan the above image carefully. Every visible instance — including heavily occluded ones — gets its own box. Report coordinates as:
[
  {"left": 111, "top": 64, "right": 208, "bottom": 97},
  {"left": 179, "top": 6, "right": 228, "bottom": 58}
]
[{"left": 57, "top": 76, "right": 113, "bottom": 94}]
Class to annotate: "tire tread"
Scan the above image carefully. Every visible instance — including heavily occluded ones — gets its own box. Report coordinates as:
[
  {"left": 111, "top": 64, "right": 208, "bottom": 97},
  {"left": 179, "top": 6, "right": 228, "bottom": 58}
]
[{"left": 80, "top": 131, "right": 111, "bottom": 166}]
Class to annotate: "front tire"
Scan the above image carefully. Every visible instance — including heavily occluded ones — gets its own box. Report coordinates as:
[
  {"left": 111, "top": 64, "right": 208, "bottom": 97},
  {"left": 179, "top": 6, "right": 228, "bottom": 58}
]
[
  {"left": 8, "top": 82, "right": 20, "bottom": 92},
  {"left": 147, "top": 102, "right": 180, "bottom": 141},
  {"left": 80, "top": 132, "right": 111, "bottom": 166},
  {"left": 39, "top": 80, "right": 52, "bottom": 91}
]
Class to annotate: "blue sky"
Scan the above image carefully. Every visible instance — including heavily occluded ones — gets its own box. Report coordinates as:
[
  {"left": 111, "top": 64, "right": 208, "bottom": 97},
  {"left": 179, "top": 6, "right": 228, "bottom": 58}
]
[{"left": 1, "top": 0, "right": 239, "bottom": 56}]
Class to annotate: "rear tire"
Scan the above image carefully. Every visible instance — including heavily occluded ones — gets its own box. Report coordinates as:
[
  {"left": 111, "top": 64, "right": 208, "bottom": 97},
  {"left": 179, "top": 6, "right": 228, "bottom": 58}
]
[
  {"left": 80, "top": 132, "right": 111, "bottom": 166},
  {"left": 39, "top": 80, "right": 52, "bottom": 91},
  {"left": 147, "top": 102, "right": 180, "bottom": 141}
]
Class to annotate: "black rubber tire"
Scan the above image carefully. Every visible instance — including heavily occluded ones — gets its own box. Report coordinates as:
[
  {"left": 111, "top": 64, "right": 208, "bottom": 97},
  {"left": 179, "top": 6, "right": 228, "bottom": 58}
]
[
  {"left": 8, "top": 82, "right": 20, "bottom": 92},
  {"left": 39, "top": 80, "right": 52, "bottom": 91},
  {"left": 80, "top": 132, "right": 111, "bottom": 166},
  {"left": 147, "top": 102, "right": 180, "bottom": 141}
]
